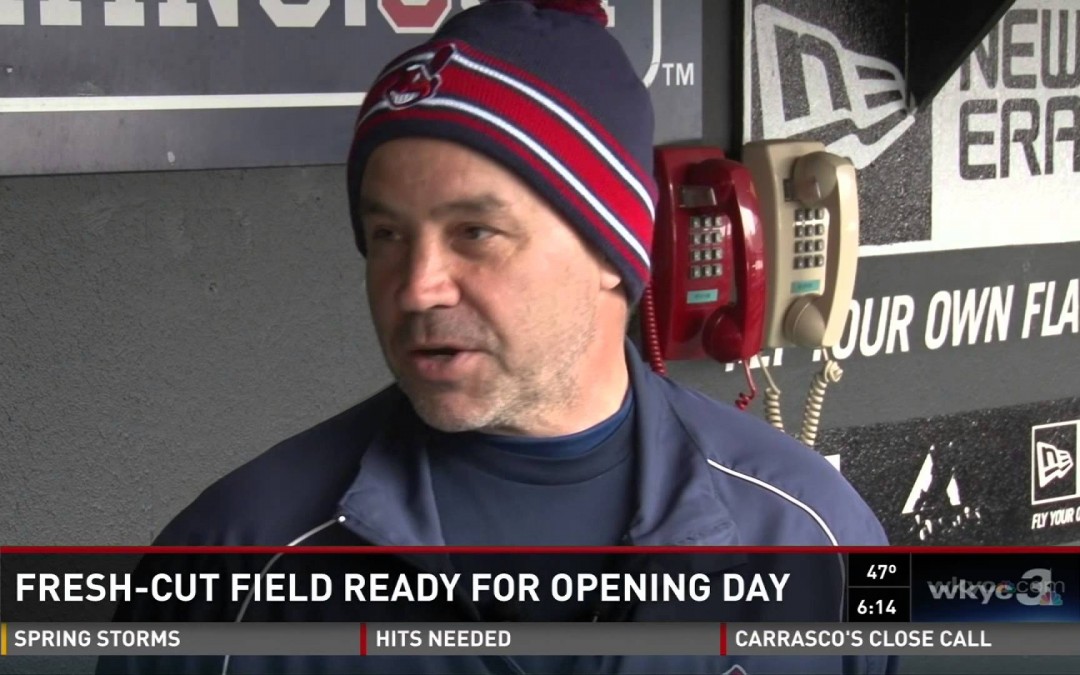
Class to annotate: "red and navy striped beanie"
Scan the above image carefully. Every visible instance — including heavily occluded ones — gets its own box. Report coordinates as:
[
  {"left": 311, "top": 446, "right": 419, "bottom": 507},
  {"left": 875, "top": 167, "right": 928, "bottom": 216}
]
[{"left": 347, "top": 0, "right": 658, "bottom": 303}]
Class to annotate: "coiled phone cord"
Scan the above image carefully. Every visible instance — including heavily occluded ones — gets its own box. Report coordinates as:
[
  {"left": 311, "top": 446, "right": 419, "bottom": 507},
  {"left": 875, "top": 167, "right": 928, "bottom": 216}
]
[
  {"left": 640, "top": 283, "right": 668, "bottom": 376},
  {"left": 734, "top": 360, "right": 758, "bottom": 411},
  {"left": 798, "top": 350, "right": 843, "bottom": 448},
  {"left": 759, "top": 360, "right": 785, "bottom": 432}
]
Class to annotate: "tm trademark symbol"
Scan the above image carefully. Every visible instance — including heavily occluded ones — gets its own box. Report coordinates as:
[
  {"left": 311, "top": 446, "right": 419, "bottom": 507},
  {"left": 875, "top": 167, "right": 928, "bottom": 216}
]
[{"left": 661, "top": 62, "right": 695, "bottom": 87}]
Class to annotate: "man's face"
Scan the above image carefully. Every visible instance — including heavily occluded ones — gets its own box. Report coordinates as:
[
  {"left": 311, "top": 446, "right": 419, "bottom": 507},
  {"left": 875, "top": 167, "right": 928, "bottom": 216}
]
[{"left": 360, "top": 138, "right": 623, "bottom": 435}]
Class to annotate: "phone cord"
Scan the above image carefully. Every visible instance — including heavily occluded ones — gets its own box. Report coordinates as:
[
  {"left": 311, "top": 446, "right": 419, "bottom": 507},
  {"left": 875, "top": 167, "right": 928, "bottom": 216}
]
[
  {"left": 640, "top": 283, "right": 668, "bottom": 376},
  {"left": 798, "top": 355, "right": 843, "bottom": 448},
  {"left": 760, "top": 360, "right": 785, "bottom": 432},
  {"left": 734, "top": 360, "right": 757, "bottom": 410}
]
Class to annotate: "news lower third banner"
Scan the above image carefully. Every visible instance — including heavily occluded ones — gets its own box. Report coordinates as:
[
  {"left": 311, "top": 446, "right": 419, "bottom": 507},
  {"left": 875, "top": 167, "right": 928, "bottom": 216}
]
[
  {"left": 1, "top": 622, "right": 1078, "bottom": 657},
  {"left": 1, "top": 548, "right": 1078, "bottom": 657}
]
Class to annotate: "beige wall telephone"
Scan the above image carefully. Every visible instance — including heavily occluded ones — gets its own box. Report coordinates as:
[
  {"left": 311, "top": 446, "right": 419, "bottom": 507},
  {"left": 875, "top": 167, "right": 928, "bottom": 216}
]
[
  {"left": 740, "top": 140, "right": 861, "bottom": 448},
  {"left": 742, "top": 140, "right": 859, "bottom": 349}
]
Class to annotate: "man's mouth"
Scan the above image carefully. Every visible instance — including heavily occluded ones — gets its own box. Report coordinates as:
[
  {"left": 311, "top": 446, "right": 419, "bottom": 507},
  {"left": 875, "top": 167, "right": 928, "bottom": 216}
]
[
  {"left": 412, "top": 346, "right": 463, "bottom": 361},
  {"left": 403, "top": 345, "right": 481, "bottom": 381}
]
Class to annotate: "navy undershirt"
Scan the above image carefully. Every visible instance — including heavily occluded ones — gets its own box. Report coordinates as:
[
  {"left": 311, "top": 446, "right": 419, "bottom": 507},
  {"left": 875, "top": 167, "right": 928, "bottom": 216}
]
[{"left": 429, "top": 391, "right": 636, "bottom": 624}]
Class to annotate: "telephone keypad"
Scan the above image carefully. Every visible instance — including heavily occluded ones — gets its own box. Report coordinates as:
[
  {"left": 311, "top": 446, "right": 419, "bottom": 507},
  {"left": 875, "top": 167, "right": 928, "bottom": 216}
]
[
  {"left": 792, "top": 208, "right": 828, "bottom": 270},
  {"left": 687, "top": 211, "right": 725, "bottom": 280}
]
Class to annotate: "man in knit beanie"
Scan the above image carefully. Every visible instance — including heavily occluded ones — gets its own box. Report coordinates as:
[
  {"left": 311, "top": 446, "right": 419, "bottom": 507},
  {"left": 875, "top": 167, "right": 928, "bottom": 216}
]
[
  {"left": 347, "top": 0, "right": 656, "bottom": 441},
  {"left": 100, "top": 2, "right": 890, "bottom": 673}
]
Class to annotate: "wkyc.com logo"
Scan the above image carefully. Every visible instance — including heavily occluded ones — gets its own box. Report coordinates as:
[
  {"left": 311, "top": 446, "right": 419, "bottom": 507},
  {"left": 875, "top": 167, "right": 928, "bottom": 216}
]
[
  {"left": 927, "top": 568, "right": 1064, "bottom": 607},
  {"left": 752, "top": 4, "right": 913, "bottom": 169}
]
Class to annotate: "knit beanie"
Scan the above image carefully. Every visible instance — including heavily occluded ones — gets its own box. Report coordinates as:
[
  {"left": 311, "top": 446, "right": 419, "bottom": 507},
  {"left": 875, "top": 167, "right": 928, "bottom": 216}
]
[{"left": 346, "top": 0, "right": 657, "bottom": 303}]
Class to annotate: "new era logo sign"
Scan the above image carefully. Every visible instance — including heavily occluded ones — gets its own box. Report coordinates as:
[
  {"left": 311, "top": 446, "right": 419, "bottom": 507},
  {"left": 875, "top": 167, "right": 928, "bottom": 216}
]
[
  {"left": 1036, "top": 442, "right": 1075, "bottom": 489},
  {"left": 753, "top": 4, "right": 914, "bottom": 168},
  {"left": 1031, "top": 421, "right": 1080, "bottom": 506}
]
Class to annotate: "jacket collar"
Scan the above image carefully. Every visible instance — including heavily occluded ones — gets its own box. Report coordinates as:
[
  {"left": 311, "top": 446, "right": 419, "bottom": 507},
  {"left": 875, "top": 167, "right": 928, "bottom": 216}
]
[
  {"left": 337, "top": 339, "right": 740, "bottom": 550},
  {"left": 621, "top": 339, "right": 740, "bottom": 548}
]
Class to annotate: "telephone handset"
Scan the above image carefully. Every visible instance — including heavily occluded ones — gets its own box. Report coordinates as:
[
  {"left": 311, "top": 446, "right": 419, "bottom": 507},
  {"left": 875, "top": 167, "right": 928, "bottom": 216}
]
[
  {"left": 741, "top": 140, "right": 860, "bottom": 448},
  {"left": 644, "top": 146, "right": 766, "bottom": 367},
  {"left": 741, "top": 140, "right": 859, "bottom": 349}
]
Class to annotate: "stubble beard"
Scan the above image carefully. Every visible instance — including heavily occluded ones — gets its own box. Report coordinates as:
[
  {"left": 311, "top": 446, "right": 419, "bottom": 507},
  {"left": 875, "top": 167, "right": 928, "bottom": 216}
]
[{"left": 392, "top": 313, "right": 597, "bottom": 435}]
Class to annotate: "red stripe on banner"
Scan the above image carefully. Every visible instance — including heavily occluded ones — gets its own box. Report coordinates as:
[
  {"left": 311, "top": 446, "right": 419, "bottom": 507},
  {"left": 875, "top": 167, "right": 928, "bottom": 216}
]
[
  {"left": 720, "top": 623, "right": 727, "bottom": 656},
  {"left": 355, "top": 106, "right": 650, "bottom": 279},
  {"left": 3, "top": 546, "right": 1078, "bottom": 554},
  {"left": 437, "top": 63, "right": 653, "bottom": 245},
  {"left": 453, "top": 42, "right": 656, "bottom": 196},
  {"left": 360, "top": 623, "right": 367, "bottom": 656}
]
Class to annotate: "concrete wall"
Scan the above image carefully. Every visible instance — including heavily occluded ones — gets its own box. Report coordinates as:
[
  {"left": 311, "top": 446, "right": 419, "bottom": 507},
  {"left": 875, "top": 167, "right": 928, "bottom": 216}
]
[{"left": 2, "top": 165, "right": 387, "bottom": 544}]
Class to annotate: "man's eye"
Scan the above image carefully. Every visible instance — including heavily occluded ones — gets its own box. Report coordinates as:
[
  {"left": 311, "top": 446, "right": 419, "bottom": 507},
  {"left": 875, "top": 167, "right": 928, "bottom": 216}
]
[
  {"left": 368, "top": 227, "right": 399, "bottom": 242},
  {"left": 462, "top": 225, "right": 496, "bottom": 241}
]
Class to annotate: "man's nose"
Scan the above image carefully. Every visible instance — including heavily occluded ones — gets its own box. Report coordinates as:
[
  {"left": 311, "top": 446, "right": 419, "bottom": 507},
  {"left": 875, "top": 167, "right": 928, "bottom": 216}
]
[{"left": 397, "top": 239, "right": 460, "bottom": 312}]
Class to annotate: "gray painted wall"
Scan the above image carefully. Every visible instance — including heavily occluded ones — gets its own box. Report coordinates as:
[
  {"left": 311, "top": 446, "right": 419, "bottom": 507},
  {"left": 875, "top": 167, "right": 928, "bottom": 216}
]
[{"left": 2, "top": 165, "right": 389, "bottom": 545}]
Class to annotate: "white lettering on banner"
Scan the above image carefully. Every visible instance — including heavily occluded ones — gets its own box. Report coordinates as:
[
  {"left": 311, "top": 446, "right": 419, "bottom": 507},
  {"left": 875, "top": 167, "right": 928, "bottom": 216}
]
[
  {"left": 0, "top": 0, "right": 24, "bottom": 24},
  {"left": 824, "top": 295, "right": 916, "bottom": 360},
  {"left": 41, "top": 0, "right": 81, "bottom": 25},
  {"left": 924, "top": 286, "right": 1014, "bottom": 350},
  {"left": 260, "top": 0, "right": 330, "bottom": 28},
  {"left": 1032, "top": 506, "right": 1077, "bottom": 529},
  {"left": 1021, "top": 279, "right": 1080, "bottom": 339},
  {"left": 718, "top": 280, "right": 1070, "bottom": 371},
  {"left": 158, "top": 0, "right": 239, "bottom": 27},
  {"left": 104, "top": 0, "right": 143, "bottom": 26},
  {"left": 723, "top": 348, "right": 784, "bottom": 372},
  {"left": 345, "top": 0, "right": 366, "bottom": 26},
  {"left": 0, "top": 0, "right": 510, "bottom": 29},
  {"left": 932, "top": 0, "right": 1080, "bottom": 251}
]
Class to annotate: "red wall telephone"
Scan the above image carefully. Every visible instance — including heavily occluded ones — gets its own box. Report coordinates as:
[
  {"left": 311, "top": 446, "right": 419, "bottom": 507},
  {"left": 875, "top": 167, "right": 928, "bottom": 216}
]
[{"left": 642, "top": 146, "right": 767, "bottom": 369}]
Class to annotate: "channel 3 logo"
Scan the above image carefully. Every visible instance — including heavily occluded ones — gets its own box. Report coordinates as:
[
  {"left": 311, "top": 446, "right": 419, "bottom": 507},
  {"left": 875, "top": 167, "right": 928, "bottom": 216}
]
[
  {"left": 926, "top": 568, "right": 1064, "bottom": 606},
  {"left": 1031, "top": 420, "right": 1080, "bottom": 506}
]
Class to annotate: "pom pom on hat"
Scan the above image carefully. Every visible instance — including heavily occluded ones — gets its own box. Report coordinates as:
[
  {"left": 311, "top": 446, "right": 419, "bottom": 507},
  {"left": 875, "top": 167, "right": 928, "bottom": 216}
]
[{"left": 486, "top": 0, "right": 607, "bottom": 25}]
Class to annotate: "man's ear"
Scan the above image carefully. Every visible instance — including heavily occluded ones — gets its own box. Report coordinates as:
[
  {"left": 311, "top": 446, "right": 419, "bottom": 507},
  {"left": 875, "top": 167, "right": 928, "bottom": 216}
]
[{"left": 599, "top": 257, "right": 623, "bottom": 292}]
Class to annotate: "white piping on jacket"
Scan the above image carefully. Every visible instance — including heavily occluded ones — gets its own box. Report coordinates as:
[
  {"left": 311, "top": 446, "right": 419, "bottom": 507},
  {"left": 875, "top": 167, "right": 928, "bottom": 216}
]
[
  {"left": 705, "top": 458, "right": 846, "bottom": 620},
  {"left": 221, "top": 515, "right": 346, "bottom": 675}
]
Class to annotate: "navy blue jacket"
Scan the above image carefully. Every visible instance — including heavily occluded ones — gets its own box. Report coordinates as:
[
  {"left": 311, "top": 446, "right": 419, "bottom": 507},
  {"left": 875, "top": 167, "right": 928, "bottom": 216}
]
[{"left": 98, "top": 345, "right": 892, "bottom": 675}]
